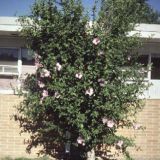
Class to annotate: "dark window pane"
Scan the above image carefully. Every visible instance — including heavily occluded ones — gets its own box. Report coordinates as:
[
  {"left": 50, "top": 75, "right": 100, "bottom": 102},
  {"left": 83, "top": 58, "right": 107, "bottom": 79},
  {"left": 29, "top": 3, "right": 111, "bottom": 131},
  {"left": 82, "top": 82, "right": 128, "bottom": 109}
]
[
  {"left": 137, "top": 55, "right": 148, "bottom": 66},
  {"left": 0, "top": 48, "right": 18, "bottom": 62},
  {"left": 151, "top": 57, "right": 160, "bottom": 79},
  {"left": 21, "top": 48, "right": 35, "bottom": 65},
  {"left": 137, "top": 55, "right": 148, "bottom": 78}
]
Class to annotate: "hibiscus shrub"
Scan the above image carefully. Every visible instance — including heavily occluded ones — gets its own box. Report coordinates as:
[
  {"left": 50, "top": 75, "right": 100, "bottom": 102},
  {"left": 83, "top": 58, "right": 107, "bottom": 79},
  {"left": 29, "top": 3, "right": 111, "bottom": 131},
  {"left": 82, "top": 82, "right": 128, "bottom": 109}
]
[{"left": 15, "top": 0, "right": 148, "bottom": 159}]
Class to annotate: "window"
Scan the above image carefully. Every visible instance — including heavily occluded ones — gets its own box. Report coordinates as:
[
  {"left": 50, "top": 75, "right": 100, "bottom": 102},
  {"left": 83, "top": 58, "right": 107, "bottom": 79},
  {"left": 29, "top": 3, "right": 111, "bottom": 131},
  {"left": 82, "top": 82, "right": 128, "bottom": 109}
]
[
  {"left": 0, "top": 48, "right": 18, "bottom": 64},
  {"left": 151, "top": 55, "right": 160, "bottom": 80},
  {"left": 21, "top": 48, "right": 35, "bottom": 65},
  {"left": 137, "top": 54, "right": 160, "bottom": 80},
  {"left": 137, "top": 55, "right": 148, "bottom": 67},
  {"left": 137, "top": 55, "right": 149, "bottom": 78},
  {"left": 0, "top": 47, "right": 36, "bottom": 91},
  {"left": 0, "top": 48, "right": 19, "bottom": 75}
]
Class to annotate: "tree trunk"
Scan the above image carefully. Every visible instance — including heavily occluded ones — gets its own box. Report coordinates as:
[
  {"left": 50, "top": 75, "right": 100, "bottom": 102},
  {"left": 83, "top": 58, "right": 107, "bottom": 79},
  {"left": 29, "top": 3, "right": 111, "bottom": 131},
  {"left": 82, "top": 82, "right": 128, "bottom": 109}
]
[{"left": 86, "top": 148, "right": 95, "bottom": 160}]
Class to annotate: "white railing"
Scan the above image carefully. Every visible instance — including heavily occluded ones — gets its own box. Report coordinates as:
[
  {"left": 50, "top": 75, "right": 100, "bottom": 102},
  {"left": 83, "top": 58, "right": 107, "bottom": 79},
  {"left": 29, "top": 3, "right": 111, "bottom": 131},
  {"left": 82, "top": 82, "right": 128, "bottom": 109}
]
[{"left": 0, "top": 65, "right": 19, "bottom": 76}]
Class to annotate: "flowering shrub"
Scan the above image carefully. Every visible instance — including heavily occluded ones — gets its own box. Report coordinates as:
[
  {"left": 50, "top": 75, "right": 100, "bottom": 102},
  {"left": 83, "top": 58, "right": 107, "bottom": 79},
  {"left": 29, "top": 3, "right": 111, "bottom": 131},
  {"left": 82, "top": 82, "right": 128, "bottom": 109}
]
[{"left": 15, "top": 0, "right": 148, "bottom": 159}]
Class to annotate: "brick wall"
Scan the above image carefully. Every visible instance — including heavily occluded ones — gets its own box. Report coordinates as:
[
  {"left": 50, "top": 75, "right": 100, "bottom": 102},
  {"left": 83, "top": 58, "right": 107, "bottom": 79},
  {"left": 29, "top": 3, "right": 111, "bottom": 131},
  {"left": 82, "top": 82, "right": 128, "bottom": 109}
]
[
  {"left": 0, "top": 95, "right": 38, "bottom": 159},
  {"left": 118, "top": 100, "right": 160, "bottom": 160},
  {"left": 0, "top": 95, "right": 160, "bottom": 159}
]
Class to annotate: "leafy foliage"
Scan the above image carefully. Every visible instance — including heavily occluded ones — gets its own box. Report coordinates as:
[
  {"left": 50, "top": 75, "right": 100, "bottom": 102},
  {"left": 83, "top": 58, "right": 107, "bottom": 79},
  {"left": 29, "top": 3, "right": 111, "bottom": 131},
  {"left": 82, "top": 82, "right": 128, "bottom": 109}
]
[
  {"left": 101, "top": 0, "right": 160, "bottom": 24},
  {"left": 139, "top": 0, "right": 160, "bottom": 24},
  {"left": 15, "top": 0, "right": 148, "bottom": 159}
]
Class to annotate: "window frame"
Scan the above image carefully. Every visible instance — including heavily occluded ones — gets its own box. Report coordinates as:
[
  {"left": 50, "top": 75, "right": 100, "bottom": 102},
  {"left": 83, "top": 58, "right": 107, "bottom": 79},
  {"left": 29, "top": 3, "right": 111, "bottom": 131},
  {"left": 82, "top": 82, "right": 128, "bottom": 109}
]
[
  {"left": 137, "top": 54, "right": 150, "bottom": 81},
  {"left": 139, "top": 53, "right": 160, "bottom": 81},
  {"left": 0, "top": 47, "right": 21, "bottom": 76},
  {"left": 0, "top": 47, "right": 36, "bottom": 92},
  {"left": 21, "top": 48, "right": 35, "bottom": 66},
  {"left": 0, "top": 47, "right": 35, "bottom": 76},
  {"left": 150, "top": 54, "right": 160, "bottom": 80}
]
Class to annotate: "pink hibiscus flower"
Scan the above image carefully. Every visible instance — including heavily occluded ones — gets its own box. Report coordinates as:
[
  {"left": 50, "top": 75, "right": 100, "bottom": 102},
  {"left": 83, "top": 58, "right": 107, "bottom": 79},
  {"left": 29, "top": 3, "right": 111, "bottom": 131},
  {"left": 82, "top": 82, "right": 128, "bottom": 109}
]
[
  {"left": 77, "top": 136, "right": 85, "bottom": 146},
  {"left": 116, "top": 140, "right": 123, "bottom": 148},
  {"left": 42, "top": 90, "right": 48, "bottom": 98},
  {"left": 92, "top": 37, "right": 100, "bottom": 45},
  {"left": 54, "top": 92, "right": 61, "bottom": 99},
  {"left": 102, "top": 117, "right": 108, "bottom": 124},
  {"left": 85, "top": 88, "right": 94, "bottom": 96},
  {"left": 75, "top": 72, "right": 83, "bottom": 79},
  {"left": 41, "top": 69, "right": 51, "bottom": 78},
  {"left": 55, "top": 62, "right": 62, "bottom": 71},
  {"left": 107, "top": 120, "right": 115, "bottom": 128},
  {"left": 38, "top": 81, "right": 45, "bottom": 88},
  {"left": 98, "top": 78, "right": 106, "bottom": 87},
  {"left": 35, "top": 54, "right": 43, "bottom": 69}
]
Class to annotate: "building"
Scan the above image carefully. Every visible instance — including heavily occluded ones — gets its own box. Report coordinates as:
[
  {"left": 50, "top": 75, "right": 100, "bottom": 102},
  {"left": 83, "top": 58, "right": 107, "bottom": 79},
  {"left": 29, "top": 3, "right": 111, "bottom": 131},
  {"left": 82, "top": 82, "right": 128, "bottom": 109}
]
[
  {"left": 0, "top": 17, "right": 37, "bottom": 158},
  {"left": 0, "top": 17, "right": 160, "bottom": 159}
]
